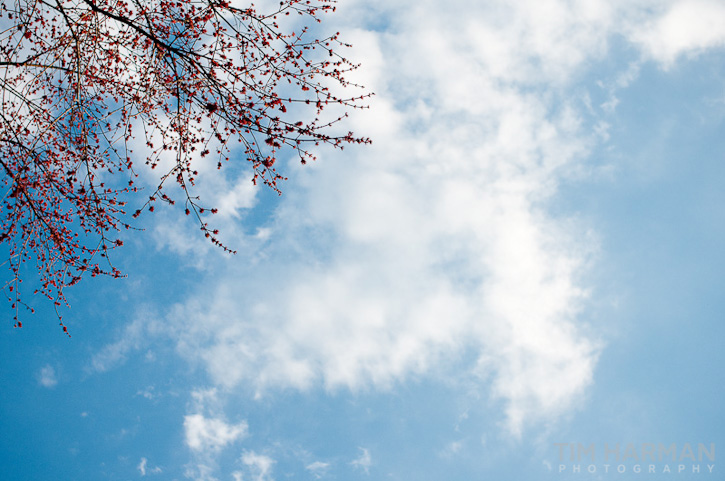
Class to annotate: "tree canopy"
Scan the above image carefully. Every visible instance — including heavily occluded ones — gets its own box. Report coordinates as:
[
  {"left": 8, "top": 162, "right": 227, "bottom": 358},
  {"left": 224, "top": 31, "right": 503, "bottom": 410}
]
[{"left": 0, "top": 0, "right": 369, "bottom": 329}]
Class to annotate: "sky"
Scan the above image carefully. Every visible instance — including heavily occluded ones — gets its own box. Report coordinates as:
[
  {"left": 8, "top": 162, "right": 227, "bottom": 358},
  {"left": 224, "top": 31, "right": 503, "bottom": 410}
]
[{"left": 2, "top": 0, "right": 725, "bottom": 480}]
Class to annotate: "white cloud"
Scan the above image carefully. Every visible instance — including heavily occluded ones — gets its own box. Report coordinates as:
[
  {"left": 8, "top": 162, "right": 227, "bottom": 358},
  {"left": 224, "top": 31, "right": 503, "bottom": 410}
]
[
  {"left": 184, "top": 463, "right": 218, "bottom": 481},
  {"left": 597, "top": 62, "right": 641, "bottom": 115},
  {"left": 629, "top": 0, "right": 725, "bottom": 67},
  {"left": 241, "top": 451, "right": 275, "bottom": 481},
  {"left": 138, "top": 456, "right": 161, "bottom": 476},
  {"left": 305, "top": 461, "right": 331, "bottom": 479},
  {"left": 97, "top": 0, "right": 725, "bottom": 437},
  {"left": 351, "top": 447, "right": 372, "bottom": 475},
  {"left": 184, "top": 414, "right": 248, "bottom": 453},
  {"left": 163, "top": 0, "right": 601, "bottom": 431},
  {"left": 181, "top": 388, "right": 249, "bottom": 479},
  {"left": 136, "top": 386, "right": 156, "bottom": 400},
  {"left": 37, "top": 365, "right": 57, "bottom": 388}
]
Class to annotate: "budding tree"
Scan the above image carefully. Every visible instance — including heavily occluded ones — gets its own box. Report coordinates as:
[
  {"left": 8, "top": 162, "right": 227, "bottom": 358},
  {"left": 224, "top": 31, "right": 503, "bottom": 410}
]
[{"left": 0, "top": 0, "right": 369, "bottom": 330}]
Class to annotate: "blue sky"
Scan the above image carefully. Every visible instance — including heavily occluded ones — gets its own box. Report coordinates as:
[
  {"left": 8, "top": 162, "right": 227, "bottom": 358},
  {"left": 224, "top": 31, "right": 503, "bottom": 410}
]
[{"left": 2, "top": 0, "right": 725, "bottom": 480}]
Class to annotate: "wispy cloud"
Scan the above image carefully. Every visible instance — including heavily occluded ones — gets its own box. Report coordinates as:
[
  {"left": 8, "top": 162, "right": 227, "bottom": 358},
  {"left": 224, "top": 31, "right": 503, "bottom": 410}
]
[
  {"left": 439, "top": 440, "right": 464, "bottom": 459},
  {"left": 351, "top": 447, "right": 372, "bottom": 475},
  {"left": 241, "top": 451, "right": 275, "bottom": 481},
  {"left": 305, "top": 461, "right": 331, "bottom": 479},
  {"left": 137, "top": 457, "right": 161, "bottom": 476},
  {"left": 89, "top": 307, "right": 164, "bottom": 373},
  {"left": 37, "top": 364, "right": 57, "bottom": 388}
]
